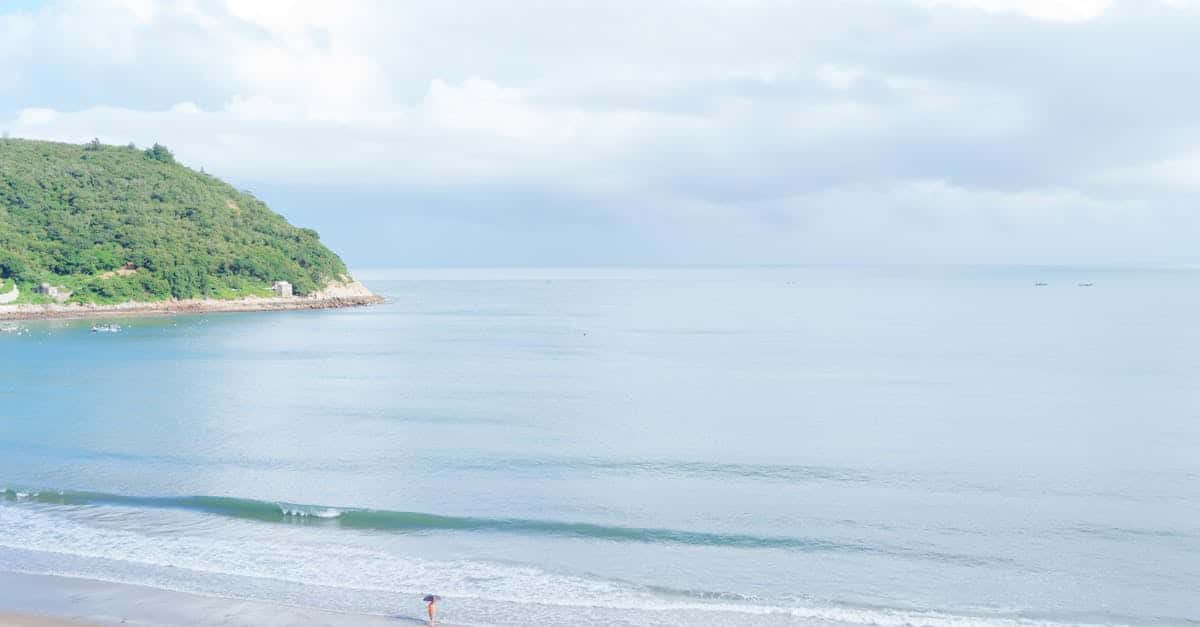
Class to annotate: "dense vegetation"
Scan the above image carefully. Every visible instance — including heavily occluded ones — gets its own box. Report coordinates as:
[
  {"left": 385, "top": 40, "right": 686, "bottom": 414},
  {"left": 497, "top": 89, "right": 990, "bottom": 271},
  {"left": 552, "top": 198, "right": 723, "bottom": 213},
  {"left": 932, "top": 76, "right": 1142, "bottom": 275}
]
[{"left": 0, "top": 138, "right": 349, "bottom": 304}]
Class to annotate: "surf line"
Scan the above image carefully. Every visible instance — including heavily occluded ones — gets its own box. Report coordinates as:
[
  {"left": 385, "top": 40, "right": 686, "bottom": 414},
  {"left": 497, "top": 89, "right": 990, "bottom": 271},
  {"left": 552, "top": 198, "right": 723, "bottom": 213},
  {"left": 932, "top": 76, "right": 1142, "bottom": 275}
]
[{"left": 2, "top": 487, "right": 855, "bottom": 552}]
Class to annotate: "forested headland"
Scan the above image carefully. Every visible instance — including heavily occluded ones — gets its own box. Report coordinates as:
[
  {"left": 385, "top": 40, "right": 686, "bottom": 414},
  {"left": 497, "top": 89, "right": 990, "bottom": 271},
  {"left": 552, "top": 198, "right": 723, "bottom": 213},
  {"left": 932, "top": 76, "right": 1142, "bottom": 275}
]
[{"left": 0, "top": 137, "right": 352, "bottom": 305}]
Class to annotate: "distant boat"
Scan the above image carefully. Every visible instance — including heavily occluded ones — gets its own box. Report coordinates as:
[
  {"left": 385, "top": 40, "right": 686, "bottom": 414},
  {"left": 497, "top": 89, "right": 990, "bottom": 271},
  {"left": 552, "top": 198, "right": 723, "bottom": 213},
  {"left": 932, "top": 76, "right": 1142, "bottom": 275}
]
[
  {"left": 1077, "top": 282, "right": 1094, "bottom": 287},
  {"left": 91, "top": 323, "right": 122, "bottom": 333},
  {"left": 1034, "top": 282, "right": 1048, "bottom": 286},
  {"left": 0, "top": 323, "right": 22, "bottom": 334}
]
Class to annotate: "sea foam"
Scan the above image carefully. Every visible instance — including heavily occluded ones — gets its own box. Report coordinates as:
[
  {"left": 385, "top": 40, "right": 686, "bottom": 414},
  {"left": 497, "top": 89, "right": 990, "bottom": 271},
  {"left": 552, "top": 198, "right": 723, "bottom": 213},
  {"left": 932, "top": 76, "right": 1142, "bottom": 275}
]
[{"left": 0, "top": 499, "right": 1115, "bottom": 627}]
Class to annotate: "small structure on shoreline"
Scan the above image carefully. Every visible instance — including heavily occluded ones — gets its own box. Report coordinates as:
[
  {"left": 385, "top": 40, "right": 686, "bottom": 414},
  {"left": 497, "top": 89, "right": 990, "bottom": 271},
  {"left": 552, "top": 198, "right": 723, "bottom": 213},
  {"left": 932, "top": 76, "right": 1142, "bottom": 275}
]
[
  {"left": 35, "top": 283, "right": 71, "bottom": 302},
  {"left": 271, "top": 281, "right": 293, "bottom": 297}
]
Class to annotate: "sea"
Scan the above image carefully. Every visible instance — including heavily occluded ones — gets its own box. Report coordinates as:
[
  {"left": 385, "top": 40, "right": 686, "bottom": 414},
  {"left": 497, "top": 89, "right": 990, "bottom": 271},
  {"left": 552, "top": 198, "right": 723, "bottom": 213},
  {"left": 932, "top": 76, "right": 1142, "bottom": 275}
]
[{"left": 1, "top": 267, "right": 1197, "bottom": 626}]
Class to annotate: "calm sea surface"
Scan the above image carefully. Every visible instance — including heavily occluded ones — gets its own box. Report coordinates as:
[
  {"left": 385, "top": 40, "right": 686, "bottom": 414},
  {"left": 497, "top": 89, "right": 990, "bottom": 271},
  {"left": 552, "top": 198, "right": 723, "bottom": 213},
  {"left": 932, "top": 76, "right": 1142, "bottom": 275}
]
[{"left": 1, "top": 267, "right": 1197, "bottom": 626}]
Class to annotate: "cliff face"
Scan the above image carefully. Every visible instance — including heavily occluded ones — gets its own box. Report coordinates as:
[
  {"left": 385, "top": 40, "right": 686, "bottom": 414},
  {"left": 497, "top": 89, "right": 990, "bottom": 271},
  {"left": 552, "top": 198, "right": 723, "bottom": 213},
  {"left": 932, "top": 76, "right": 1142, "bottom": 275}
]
[
  {"left": 0, "top": 137, "right": 364, "bottom": 306},
  {"left": 309, "top": 280, "right": 377, "bottom": 300}
]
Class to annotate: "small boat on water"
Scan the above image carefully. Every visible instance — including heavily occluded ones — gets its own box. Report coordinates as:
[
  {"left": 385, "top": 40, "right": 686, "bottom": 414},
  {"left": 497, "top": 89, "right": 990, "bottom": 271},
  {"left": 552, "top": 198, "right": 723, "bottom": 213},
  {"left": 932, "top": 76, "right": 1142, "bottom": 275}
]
[
  {"left": 0, "top": 323, "right": 23, "bottom": 334},
  {"left": 91, "top": 323, "right": 122, "bottom": 333},
  {"left": 1077, "top": 282, "right": 1094, "bottom": 287},
  {"left": 1034, "top": 282, "right": 1048, "bottom": 287}
]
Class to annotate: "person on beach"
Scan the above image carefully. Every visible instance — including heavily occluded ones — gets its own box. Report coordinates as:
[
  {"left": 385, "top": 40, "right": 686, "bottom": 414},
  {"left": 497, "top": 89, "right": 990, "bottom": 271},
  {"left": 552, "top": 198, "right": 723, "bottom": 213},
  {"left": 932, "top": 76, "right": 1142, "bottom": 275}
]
[{"left": 423, "top": 594, "right": 440, "bottom": 624}]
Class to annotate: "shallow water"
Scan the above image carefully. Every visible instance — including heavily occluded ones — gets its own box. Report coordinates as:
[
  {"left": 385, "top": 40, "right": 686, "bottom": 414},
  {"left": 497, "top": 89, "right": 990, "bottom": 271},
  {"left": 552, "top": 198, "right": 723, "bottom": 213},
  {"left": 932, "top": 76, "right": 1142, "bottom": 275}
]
[{"left": 1, "top": 267, "right": 1197, "bottom": 625}]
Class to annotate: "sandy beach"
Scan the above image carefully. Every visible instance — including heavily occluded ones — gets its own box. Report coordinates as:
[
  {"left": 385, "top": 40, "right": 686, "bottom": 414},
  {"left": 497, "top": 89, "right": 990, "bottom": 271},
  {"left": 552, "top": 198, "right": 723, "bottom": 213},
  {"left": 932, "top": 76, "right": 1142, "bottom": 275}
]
[
  {"left": 0, "top": 281, "right": 383, "bottom": 321},
  {"left": 0, "top": 572, "right": 441, "bottom": 627},
  {"left": 0, "top": 613, "right": 97, "bottom": 627}
]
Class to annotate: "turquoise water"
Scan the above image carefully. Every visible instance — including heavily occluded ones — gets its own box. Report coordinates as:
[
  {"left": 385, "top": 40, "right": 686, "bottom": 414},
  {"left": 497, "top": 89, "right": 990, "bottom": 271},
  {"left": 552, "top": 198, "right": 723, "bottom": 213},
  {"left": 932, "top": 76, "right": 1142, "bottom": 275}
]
[{"left": 1, "top": 267, "right": 1197, "bottom": 626}]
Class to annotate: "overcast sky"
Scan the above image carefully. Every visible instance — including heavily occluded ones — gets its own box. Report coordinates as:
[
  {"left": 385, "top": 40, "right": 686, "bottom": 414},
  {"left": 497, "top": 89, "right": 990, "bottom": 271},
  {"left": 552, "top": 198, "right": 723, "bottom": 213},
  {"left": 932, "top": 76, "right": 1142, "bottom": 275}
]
[{"left": 2, "top": 0, "right": 1198, "bottom": 267}]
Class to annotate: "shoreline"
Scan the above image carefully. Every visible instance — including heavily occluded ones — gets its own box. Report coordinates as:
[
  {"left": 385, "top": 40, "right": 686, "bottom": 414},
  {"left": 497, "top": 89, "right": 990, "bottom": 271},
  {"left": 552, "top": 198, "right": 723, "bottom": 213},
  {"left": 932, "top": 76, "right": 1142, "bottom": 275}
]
[
  {"left": 0, "top": 614, "right": 98, "bottom": 627},
  {"left": 0, "top": 281, "right": 383, "bottom": 322},
  {"left": 0, "top": 571, "right": 441, "bottom": 626}
]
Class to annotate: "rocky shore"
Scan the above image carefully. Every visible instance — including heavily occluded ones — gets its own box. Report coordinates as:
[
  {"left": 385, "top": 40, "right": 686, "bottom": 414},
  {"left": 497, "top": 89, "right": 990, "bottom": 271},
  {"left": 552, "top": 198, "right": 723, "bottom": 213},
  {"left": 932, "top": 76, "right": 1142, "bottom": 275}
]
[{"left": 0, "top": 281, "right": 383, "bottom": 321}]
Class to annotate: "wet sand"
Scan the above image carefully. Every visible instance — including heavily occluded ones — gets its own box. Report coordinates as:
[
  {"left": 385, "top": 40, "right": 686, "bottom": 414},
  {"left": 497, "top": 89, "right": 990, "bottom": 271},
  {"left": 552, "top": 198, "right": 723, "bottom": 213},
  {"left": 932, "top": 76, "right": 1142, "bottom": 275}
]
[
  {"left": 0, "top": 572, "right": 449, "bottom": 626},
  {"left": 0, "top": 613, "right": 99, "bottom": 627}
]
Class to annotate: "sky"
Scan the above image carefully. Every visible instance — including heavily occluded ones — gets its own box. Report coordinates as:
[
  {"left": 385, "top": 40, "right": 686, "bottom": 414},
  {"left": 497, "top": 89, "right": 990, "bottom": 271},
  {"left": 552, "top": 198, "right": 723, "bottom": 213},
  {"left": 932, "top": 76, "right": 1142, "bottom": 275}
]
[{"left": 1, "top": 0, "right": 1198, "bottom": 267}]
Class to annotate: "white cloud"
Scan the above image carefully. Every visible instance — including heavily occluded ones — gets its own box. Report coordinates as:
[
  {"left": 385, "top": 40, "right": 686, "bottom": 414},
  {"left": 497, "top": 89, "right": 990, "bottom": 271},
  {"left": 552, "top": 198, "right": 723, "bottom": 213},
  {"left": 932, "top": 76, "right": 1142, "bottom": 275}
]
[
  {"left": 815, "top": 65, "right": 865, "bottom": 90},
  {"left": 39, "top": 0, "right": 156, "bottom": 64},
  {"left": 3, "top": 76, "right": 659, "bottom": 188},
  {"left": 2, "top": 0, "right": 1200, "bottom": 264},
  {"left": 639, "top": 178, "right": 1136, "bottom": 238},
  {"left": 112, "top": 0, "right": 157, "bottom": 22},
  {"left": 170, "top": 102, "right": 201, "bottom": 115},
  {"left": 1096, "top": 150, "right": 1200, "bottom": 191},
  {"left": 800, "top": 179, "right": 1139, "bottom": 229},
  {"left": 915, "top": 0, "right": 1113, "bottom": 22},
  {"left": 0, "top": 13, "right": 34, "bottom": 60},
  {"left": 421, "top": 78, "right": 580, "bottom": 144},
  {"left": 231, "top": 44, "right": 392, "bottom": 122},
  {"left": 15, "top": 108, "right": 60, "bottom": 126},
  {"left": 630, "top": 177, "right": 1162, "bottom": 265}
]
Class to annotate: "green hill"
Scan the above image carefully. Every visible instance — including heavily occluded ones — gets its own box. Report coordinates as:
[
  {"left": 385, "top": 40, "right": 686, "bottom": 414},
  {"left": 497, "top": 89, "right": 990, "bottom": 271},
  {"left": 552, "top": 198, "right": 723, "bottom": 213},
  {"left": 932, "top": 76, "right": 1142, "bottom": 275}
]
[{"left": 0, "top": 137, "right": 351, "bottom": 305}]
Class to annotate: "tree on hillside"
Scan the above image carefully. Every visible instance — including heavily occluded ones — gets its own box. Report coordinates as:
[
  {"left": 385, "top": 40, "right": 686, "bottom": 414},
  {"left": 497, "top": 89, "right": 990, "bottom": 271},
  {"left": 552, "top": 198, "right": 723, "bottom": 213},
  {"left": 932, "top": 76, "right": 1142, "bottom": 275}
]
[
  {"left": 0, "top": 252, "right": 30, "bottom": 281},
  {"left": 144, "top": 143, "right": 175, "bottom": 164}
]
